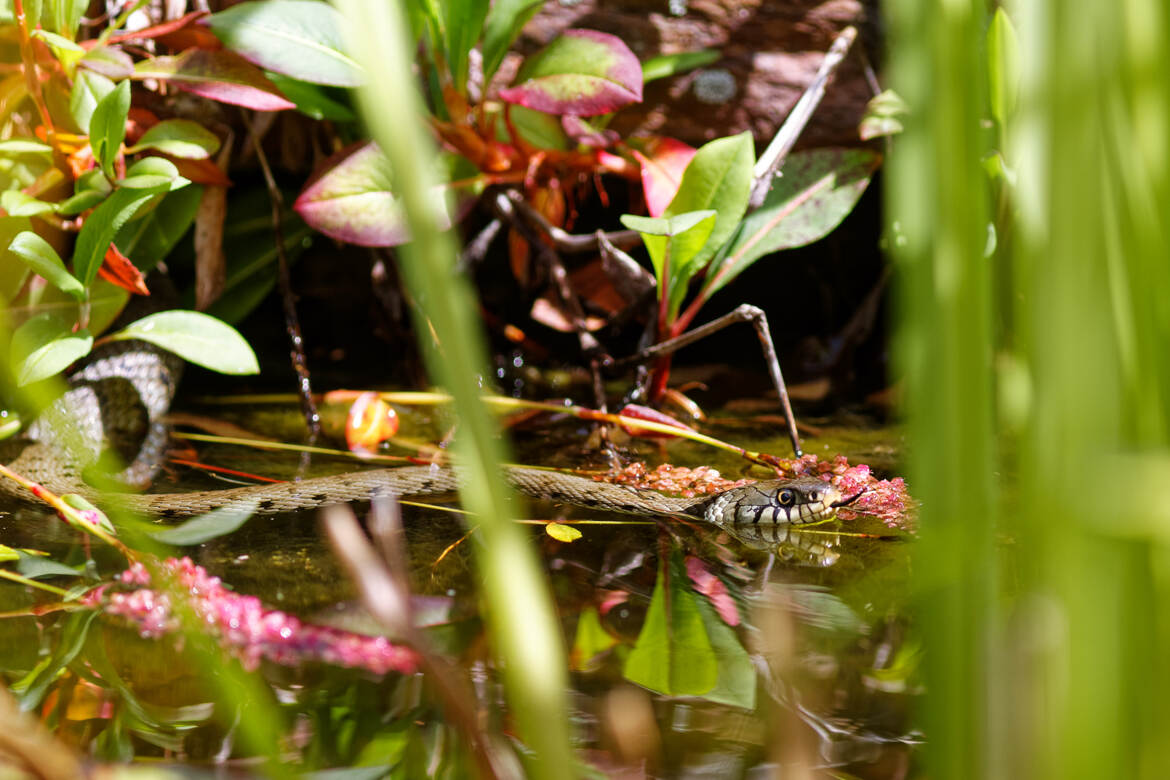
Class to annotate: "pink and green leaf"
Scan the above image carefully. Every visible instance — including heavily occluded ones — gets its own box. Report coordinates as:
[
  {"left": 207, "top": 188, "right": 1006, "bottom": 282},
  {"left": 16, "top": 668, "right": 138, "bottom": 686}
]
[
  {"left": 134, "top": 50, "right": 295, "bottom": 111},
  {"left": 499, "top": 29, "right": 642, "bottom": 117},
  {"left": 293, "top": 141, "right": 471, "bottom": 247}
]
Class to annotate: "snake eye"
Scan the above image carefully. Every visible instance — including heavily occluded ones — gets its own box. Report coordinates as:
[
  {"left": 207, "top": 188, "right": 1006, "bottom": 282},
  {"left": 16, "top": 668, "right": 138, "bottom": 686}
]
[{"left": 777, "top": 489, "right": 795, "bottom": 505}]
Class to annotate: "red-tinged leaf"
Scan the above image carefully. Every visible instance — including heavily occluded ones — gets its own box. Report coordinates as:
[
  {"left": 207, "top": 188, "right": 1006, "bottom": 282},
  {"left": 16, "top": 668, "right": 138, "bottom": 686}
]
[
  {"left": 134, "top": 50, "right": 295, "bottom": 112},
  {"left": 98, "top": 243, "right": 150, "bottom": 295},
  {"left": 172, "top": 158, "right": 233, "bottom": 187},
  {"left": 499, "top": 29, "right": 642, "bottom": 117},
  {"left": 345, "top": 391, "right": 400, "bottom": 457},
  {"left": 685, "top": 556, "right": 739, "bottom": 626},
  {"left": 633, "top": 136, "right": 697, "bottom": 217},
  {"left": 103, "top": 10, "right": 210, "bottom": 45},
  {"left": 561, "top": 115, "right": 618, "bottom": 148},
  {"left": 294, "top": 141, "right": 462, "bottom": 247},
  {"left": 617, "top": 404, "right": 694, "bottom": 439},
  {"left": 155, "top": 25, "right": 224, "bottom": 51}
]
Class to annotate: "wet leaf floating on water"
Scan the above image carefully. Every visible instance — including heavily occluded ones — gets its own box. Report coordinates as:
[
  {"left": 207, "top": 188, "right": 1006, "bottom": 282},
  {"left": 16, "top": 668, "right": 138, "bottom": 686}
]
[
  {"left": 499, "top": 29, "right": 643, "bottom": 117},
  {"left": 545, "top": 522, "right": 583, "bottom": 543}
]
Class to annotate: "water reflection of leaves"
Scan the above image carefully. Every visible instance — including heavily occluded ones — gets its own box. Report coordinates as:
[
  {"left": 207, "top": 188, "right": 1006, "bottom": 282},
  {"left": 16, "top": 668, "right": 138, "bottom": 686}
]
[{"left": 623, "top": 549, "right": 755, "bottom": 709}]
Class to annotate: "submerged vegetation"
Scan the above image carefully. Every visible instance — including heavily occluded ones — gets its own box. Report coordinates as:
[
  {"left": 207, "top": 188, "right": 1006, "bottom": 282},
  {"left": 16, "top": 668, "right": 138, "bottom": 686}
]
[{"left": 0, "top": 0, "right": 1166, "bottom": 777}]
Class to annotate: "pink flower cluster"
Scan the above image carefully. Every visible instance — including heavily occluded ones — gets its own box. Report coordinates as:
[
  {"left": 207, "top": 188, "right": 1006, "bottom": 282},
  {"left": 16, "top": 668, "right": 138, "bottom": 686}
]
[
  {"left": 82, "top": 557, "right": 418, "bottom": 675},
  {"left": 768, "top": 454, "right": 914, "bottom": 530}
]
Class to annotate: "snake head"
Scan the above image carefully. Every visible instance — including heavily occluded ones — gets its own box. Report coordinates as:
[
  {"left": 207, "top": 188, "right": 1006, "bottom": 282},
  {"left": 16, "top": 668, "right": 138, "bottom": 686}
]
[{"left": 699, "top": 477, "right": 843, "bottom": 529}]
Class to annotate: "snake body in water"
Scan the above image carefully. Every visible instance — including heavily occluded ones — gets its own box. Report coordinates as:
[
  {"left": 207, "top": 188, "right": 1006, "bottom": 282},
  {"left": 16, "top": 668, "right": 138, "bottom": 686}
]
[{"left": 0, "top": 341, "right": 844, "bottom": 530}]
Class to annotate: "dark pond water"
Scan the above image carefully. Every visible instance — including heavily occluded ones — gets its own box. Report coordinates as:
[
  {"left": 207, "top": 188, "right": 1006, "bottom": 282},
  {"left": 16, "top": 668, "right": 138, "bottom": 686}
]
[{"left": 0, "top": 383, "right": 917, "bottom": 777}]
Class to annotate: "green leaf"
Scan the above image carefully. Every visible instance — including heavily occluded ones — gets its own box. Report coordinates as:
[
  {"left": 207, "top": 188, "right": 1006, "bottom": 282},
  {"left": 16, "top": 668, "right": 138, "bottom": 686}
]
[
  {"left": 10, "top": 313, "right": 93, "bottom": 385},
  {"left": 119, "top": 156, "right": 186, "bottom": 189},
  {"left": 481, "top": 0, "right": 544, "bottom": 81},
  {"left": 108, "top": 310, "right": 259, "bottom": 374},
  {"left": 623, "top": 552, "right": 719, "bottom": 696},
  {"left": 8, "top": 231, "right": 85, "bottom": 300},
  {"left": 15, "top": 551, "right": 81, "bottom": 579},
  {"left": 691, "top": 583, "right": 755, "bottom": 709},
  {"left": 496, "top": 105, "right": 568, "bottom": 151},
  {"left": 621, "top": 209, "right": 714, "bottom": 313},
  {"left": 89, "top": 78, "right": 130, "bottom": 179},
  {"left": 40, "top": 0, "right": 86, "bottom": 38},
  {"left": 117, "top": 184, "right": 203, "bottom": 272},
  {"left": 267, "top": 73, "right": 355, "bottom": 121},
  {"left": 444, "top": 0, "right": 489, "bottom": 93},
  {"left": 73, "top": 184, "right": 170, "bottom": 287},
  {"left": 69, "top": 69, "right": 115, "bottom": 132},
  {"left": 0, "top": 191, "right": 55, "bottom": 217},
  {"left": 0, "top": 139, "right": 53, "bottom": 156},
  {"left": 859, "top": 89, "right": 908, "bottom": 141},
  {"left": 0, "top": 217, "right": 33, "bottom": 301},
  {"left": 622, "top": 210, "right": 717, "bottom": 319},
  {"left": 571, "top": 607, "right": 619, "bottom": 668},
  {"left": 10, "top": 612, "right": 98, "bottom": 710},
  {"left": 988, "top": 8, "right": 1020, "bottom": 124},
  {"left": 149, "top": 498, "right": 259, "bottom": 544},
  {"left": 207, "top": 0, "right": 364, "bottom": 87},
  {"left": 641, "top": 49, "right": 721, "bottom": 83},
  {"left": 664, "top": 131, "right": 754, "bottom": 277},
  {"left": 55, "top": 188, "right": 107, "bottom": 216},
  {"left": 126, "top": 119, "right": 221, "bottom": 159},
  {"left": 703, "top": 148, "right": 879, "bottom": 300}
]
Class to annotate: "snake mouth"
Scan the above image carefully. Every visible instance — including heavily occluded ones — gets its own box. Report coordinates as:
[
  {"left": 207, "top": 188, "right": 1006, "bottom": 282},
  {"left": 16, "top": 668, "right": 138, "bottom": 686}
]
[{"left": 831, "top": 489, "right": 866, "bottom": 509}]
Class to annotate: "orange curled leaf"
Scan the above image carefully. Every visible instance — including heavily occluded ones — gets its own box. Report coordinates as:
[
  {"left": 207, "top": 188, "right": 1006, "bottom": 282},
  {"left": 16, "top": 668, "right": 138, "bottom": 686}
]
[{"left": 98, "top": 243, "right": 150, "bottom": 295}]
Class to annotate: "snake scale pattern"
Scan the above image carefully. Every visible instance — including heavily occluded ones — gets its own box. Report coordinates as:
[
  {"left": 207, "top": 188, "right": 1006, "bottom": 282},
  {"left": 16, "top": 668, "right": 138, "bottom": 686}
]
[{"left": 0, "top": 341, "right": 842, "bottom": 529}]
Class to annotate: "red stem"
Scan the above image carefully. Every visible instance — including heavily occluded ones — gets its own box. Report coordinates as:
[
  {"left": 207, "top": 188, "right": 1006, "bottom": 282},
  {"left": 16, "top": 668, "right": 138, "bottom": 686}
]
[{"left": 12, "top": 0, "right": 57, "bottom": 150}]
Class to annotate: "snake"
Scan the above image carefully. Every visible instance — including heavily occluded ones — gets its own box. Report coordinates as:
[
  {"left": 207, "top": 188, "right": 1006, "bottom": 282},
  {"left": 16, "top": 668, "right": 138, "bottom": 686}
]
[{"left": 0, "top": 340, "right": 846, "bottom": 531}]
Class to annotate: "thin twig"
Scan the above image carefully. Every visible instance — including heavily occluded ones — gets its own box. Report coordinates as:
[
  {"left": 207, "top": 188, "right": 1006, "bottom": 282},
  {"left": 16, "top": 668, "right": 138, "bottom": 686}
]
[
  {"left": 749, "top": 25, "right": 858, "bottom": 209},
  {"left": 610, "top": 304, "right": 802, "bottom": 456},
  {"left": 503, "top": 190, "right": 640, "bottom": 253},
  {"left": 240, "top": 110, "right": 322, "bottom": 441}
]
